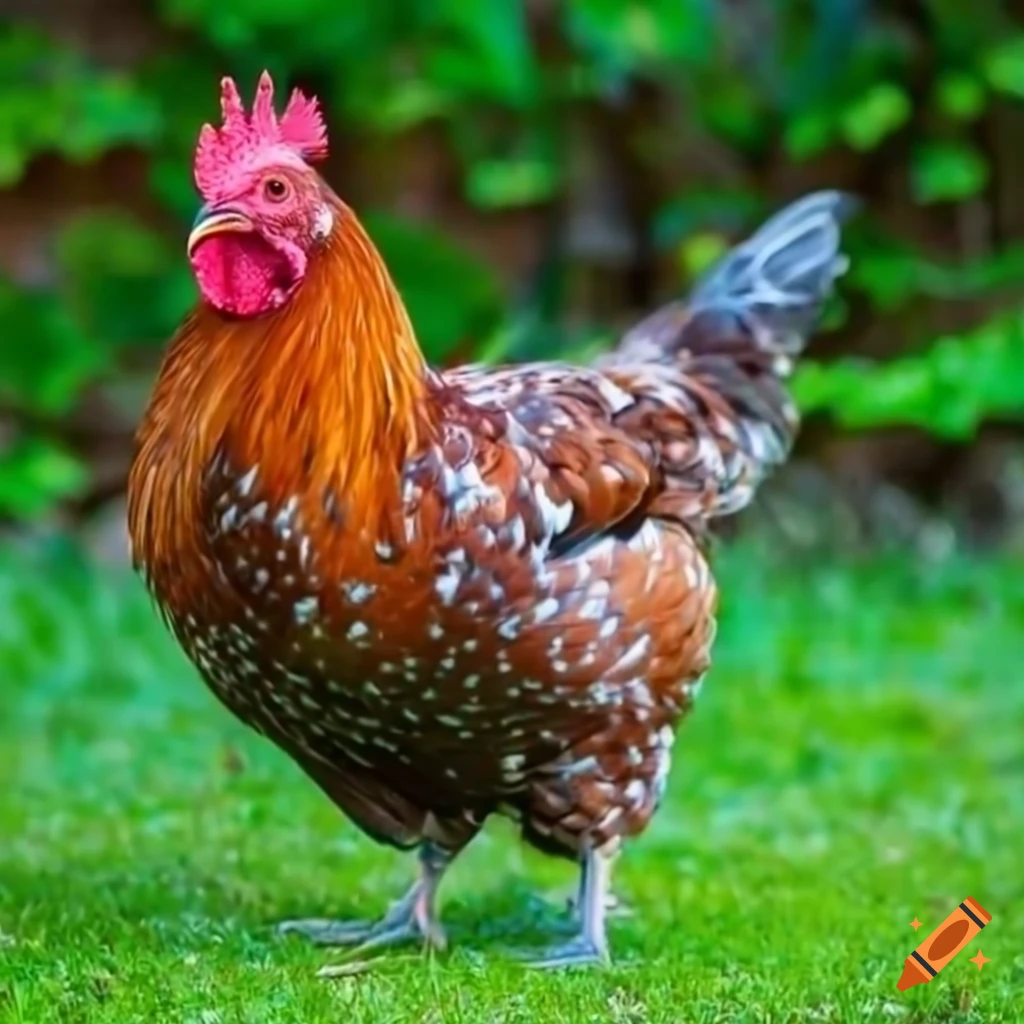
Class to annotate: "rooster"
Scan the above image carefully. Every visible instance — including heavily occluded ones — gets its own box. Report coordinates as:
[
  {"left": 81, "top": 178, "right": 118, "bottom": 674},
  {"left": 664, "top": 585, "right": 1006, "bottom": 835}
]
[{"left": 127, "top": 71, "right": 854, "bottom": 969}]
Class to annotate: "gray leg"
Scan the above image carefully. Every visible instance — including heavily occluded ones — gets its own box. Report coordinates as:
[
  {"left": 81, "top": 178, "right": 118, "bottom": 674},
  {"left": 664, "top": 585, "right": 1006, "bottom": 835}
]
[
  {"left": 566, "top": 882, "right": 631, "bottom": 921},
  {"left": 518, "top": 846, "right": 614, "bottom": 968},
  {"left": 277, "top": 842, "right": 452, "bottom": 953}
]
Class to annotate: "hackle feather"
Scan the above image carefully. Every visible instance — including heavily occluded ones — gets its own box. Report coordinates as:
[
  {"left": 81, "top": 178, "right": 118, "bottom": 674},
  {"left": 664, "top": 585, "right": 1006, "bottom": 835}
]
[{"left": 129, "top": 202, "right": 433, "bottom": 603}]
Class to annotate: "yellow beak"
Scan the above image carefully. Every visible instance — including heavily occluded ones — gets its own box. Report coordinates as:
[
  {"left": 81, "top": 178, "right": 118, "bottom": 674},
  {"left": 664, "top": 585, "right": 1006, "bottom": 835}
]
[{"left": 187, "top": 206, "right": 254, "bottom": 255}]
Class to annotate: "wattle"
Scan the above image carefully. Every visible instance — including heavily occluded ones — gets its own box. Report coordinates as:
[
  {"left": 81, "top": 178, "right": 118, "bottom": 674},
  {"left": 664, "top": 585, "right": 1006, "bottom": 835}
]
[{"left": 190, "top": 233, "right": 301, "bottom": 317}]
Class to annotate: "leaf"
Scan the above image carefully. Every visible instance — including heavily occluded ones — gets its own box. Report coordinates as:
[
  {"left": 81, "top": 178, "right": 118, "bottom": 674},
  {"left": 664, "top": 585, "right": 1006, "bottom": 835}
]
[
  {"left": 653, "top": 190, "right": 762, "bottom": 251},
  {"left": 434, "top": 0, "right": 537, "bottom": 107},
  {"left": 840, "top": 83, "right": 911, "bottom": 151},
  {"left": 935, "top": 73, "right": 987, "bottom": 121},
  {"left": 793, "top": 311, "right": 1024, "bottom": 437},
  {"left": 701, "top": 76, "right": 767, "bottom": 150},
  {"left": 911, "top": 142, "right": 989, "bottom": 203},
  {"left": 850, "top": 238, "right": 1024, "bottom": 309},
  {"left": 0, "top": 26, "right": 160, "bottom": 182},
  {"left": 357, "top": 79, "right": 452, "bottom": 134},
  {"left": 565, "top": 0, "right": 716, "bottom": 82},
  {"left": 983, "top": 36, "right": 1024, "bottom": 98},
  {"left": 55, "top": 212, "right": 193, "bottom": 350},
  {"left": 466, "top": 158, "right": 560, "bottom": 209},
  {"left": 0, "top": 279, "right": 104, "bottom": 414},
  {"left": 784, "top": 108, "right": 837, "bottom": 160},
  {"left": 850, "top": 250, "right": 920, "bottom": 312},
  {"left": 678, "top": 232, "right": 729, "bottom": 281},
  {"left": 0, "top": 438, "right": 88, "bottom": 521},
  {"left": 361, "top": 212, "right": 503, "bottom": 363}
]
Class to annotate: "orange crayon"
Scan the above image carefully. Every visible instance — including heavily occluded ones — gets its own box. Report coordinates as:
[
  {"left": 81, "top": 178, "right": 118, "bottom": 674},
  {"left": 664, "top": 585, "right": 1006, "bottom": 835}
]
[{"left": 897, "top": 897, "right": 992, "bottom": 991}]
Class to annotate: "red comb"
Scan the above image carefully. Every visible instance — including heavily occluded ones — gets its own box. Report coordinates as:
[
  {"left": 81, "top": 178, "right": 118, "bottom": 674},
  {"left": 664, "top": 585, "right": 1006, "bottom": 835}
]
[{"left": 193, "top": 71, "right": 328, "bottom": 199}]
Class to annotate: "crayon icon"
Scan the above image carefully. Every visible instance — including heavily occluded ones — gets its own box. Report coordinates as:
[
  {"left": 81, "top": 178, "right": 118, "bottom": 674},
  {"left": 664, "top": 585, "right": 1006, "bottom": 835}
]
[{"left": 897, "top": 897, "right": 992, "bottom": 992}]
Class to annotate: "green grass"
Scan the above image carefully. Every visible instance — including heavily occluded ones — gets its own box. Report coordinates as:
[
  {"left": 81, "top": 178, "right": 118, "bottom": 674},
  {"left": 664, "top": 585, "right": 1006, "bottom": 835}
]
[{"left": 1, "top": 539, "right": 1022, "bottom": 1022}]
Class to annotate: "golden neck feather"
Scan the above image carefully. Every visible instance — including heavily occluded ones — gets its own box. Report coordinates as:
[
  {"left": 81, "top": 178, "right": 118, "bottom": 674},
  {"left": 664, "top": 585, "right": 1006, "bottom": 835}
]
[{"left": 128, "top": 202, "right": 433, "bottom": 579}]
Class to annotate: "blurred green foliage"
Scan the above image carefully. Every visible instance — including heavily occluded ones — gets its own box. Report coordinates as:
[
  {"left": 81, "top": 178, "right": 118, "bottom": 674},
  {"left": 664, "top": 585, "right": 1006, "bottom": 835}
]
[{"left": 2, "top": 2, "right": 1024, "bottom": 519}]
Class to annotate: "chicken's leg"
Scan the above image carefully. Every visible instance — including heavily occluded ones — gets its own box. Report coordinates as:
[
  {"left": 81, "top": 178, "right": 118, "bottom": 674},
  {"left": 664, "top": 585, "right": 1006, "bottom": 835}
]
[
  {"left": 566, "top": 881, "right": 631, "bottom": 920},
  {"left": 276, "top": 841, "right": 452, "bottom": 952},
  {"left": 517, "top": 845, "right": 614, "bottom": 968}
]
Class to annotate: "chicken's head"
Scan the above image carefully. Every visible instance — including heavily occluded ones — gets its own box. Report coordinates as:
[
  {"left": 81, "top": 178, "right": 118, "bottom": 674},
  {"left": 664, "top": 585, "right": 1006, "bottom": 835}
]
[{"left": 188, "top": 72, "right": 333, "bottom": 317}]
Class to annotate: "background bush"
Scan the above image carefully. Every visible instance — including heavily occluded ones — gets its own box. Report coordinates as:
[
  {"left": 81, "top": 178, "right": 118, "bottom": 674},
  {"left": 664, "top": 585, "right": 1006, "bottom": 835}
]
[{"left": 2, "top": 0, "right": 1024, "bottom": 543}]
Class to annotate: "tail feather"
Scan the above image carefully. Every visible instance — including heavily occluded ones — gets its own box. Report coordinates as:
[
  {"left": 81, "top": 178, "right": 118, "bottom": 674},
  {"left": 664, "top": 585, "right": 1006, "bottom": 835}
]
[
  {"left": 611, "top": 189, "right": 856, "bottom": 370},
  {"left": 599, "top": 190, "right": 856, "bottom": 522},
  {"left": 688, "top": 189, "right": 856, "bottom": 362}
]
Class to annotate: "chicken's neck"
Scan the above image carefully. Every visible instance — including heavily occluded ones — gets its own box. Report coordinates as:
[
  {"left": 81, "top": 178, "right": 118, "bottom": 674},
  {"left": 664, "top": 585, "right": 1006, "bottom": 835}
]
[
  {"left": 137, "top": 207, "right": 435, "bottom": 557},
  {"left": 230, "top": 210, "right": 434, "bottom": 523}
]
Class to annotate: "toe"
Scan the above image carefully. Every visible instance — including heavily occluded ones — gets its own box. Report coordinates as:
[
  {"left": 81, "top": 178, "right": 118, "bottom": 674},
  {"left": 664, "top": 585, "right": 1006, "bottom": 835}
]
[
  {"left": 276, "top": 918, "right": 378, "bottom": 946},
  {"left": 512, "top": 936, "right": 610, "bottom": 970}
]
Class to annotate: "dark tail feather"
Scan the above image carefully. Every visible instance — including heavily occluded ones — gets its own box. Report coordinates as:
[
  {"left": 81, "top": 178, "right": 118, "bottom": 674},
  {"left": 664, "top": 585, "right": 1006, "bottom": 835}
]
[
  {"left": 687, "top": 189, "right": 857, "bottom": 365},
  {"left": 601, "top": 191, "right": 856, "bottom": 520},
  {"left": 612, "top": 190, "right": 856, "bottom": 372}
]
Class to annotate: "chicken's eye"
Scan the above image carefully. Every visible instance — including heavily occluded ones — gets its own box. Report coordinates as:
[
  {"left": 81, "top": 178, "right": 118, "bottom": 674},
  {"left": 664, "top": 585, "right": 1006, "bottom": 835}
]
[{"left": 264, "top": 177, "right": 289, "bottom": 202}]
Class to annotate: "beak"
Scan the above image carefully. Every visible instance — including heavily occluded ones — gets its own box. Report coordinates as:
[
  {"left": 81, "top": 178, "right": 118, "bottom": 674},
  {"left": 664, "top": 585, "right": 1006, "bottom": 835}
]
[{"left": 187, "top": 203, "right": 254, "bottom": 254}]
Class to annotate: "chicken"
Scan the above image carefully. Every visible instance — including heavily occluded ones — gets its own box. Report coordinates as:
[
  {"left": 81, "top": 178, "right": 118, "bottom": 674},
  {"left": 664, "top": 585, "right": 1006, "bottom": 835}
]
[{"left": 127, "top": 71, "right": 854, "bottom": 969}]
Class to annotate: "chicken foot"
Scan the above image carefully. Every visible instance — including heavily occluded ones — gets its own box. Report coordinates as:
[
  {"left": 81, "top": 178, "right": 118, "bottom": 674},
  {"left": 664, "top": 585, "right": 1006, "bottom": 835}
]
[
  {"left": 515, "top": 845, "right": 614, "bottom": 969},
  {"left": 277, "top": 842, "right": 452, "bottom": 954}
]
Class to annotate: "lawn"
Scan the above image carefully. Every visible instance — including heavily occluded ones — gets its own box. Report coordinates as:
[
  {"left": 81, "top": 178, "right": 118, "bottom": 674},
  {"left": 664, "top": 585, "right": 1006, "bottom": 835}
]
[{"left": 0, "top": 538, "right": 1021, "bottom": 1023}]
